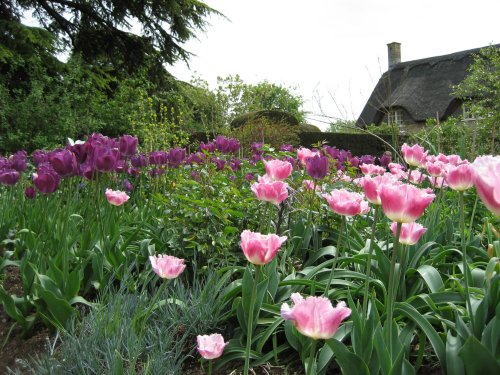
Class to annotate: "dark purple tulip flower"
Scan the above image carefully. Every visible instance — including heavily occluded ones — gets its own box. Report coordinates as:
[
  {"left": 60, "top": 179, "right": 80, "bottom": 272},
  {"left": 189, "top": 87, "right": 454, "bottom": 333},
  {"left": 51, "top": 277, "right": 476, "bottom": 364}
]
[
  {"left": 167, "top": 148, "right": 186, "bottom": 167},
  {"left": 49, "top": 149, "right": 78, "bottom": 177},
  {"left": 214, "top": 158, "right": 225, "bottom": 171},
  {"left": 227, "top": 138, "right": 241, "bottom": 153},
  {"left": 251, "top": 142, "right": 264, "bottom": 155},
  {"left": 200, "top": 142, "right": 216, "bottom": 153},
  {"left": 359, "top": 155, "right": 376, "bottom": 165},
  {"left": 94, "top": 147, "right": 118, "bottom": 172},
  {"left": 115, "top": 159, "right": 128, "bottom": 173},
  {"left": 379, "top": 152, "right": 392, "bottom": 168},
  {"left": 131, "top": 154, "right": 148, "bottom": 168},
  {"left": 119, "top": 135, "right": 138, "bottom": 157},
  {"left": 215, "top": 136, "right": 229, "bottom": 153},
  {"left": 349, "top": 156, "right": 360, "bottom": 168},
  {"left": 0, "top": 169, "right": 20, "bottom": 186},
  {"left": 69, "top": 143, "right": 88, "bottom": 164},
  {"left": 230, "top": 159, "right": 241, "bottom": 172},
  {"left": 324, "top": 146, "right": 340, "bottom": 160},
  {"left": 25, "top": 186, "right": 36, "bottom": 199},
  {"left": 280, "top": 144, "right": 294, "bottom": 152},
  {"left": 122, "top": 179, "right": 133, "bottom": 192},
  {"left": 306, "top": 155, "right": 329, "bottom": 179},
  {"left": 33, "top": 164, "right": 60, "bottom": 194},
  {"left": 9, "top": 151, "right": 28, "bottom": 172},
  {"left": 149, "top": 151, "right": 168, "bottom": 166},
  {"left": 245, "top": 173, "right": 255, "bottom": 182}
]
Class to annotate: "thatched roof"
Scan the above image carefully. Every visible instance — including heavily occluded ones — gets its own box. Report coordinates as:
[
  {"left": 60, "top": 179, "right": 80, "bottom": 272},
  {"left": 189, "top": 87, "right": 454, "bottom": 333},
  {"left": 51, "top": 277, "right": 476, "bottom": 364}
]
[
  {"left": 230, "top": 110, "right": 300, "bottom": 128},
  {"left": 357, "top": 44, "right": 500, "bottom": 126}
]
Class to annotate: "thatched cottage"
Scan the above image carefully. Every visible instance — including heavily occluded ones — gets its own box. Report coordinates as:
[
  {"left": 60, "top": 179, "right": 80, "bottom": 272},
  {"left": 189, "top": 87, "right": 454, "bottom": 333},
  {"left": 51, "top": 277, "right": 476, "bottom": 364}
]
[{"left": 357, "top": 43, "right": 500, "bottom": 132}]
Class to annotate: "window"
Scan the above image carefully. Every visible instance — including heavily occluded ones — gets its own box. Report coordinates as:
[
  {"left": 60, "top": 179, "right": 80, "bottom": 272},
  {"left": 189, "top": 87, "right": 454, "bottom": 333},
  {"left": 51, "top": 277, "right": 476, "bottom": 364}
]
[
  {"left": 387, "top": 109, "right": 403, "bottom": 126},
  {"left": 462, "top": 105, "right": 476, "bottom": 121}
]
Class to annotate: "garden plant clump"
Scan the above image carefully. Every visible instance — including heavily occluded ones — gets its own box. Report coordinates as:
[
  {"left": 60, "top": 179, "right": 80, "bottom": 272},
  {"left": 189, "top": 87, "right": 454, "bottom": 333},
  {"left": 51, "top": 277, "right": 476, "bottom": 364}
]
[{"left": 0, "top": 134, "right": 499, "bottom": 374}]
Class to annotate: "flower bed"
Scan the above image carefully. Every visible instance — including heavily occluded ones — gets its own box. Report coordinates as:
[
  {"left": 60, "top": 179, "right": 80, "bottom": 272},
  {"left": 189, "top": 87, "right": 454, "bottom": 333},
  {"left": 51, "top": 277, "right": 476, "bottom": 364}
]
[{"left": 0, "top": 134, "right": 499, "bottom": 374}]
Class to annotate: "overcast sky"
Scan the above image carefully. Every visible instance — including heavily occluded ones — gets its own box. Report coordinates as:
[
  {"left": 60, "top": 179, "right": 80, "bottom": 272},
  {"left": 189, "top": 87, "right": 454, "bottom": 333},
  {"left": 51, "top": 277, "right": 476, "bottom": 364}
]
[{"left": 170, "top": 0, "right": 500, "bottom": 129}]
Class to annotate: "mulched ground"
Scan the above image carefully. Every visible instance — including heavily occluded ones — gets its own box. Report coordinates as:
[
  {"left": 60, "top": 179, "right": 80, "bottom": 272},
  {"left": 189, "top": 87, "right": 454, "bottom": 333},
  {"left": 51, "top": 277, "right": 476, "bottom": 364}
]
[{"left": 0, "top": 266, "right": 52, "bottom": 374}]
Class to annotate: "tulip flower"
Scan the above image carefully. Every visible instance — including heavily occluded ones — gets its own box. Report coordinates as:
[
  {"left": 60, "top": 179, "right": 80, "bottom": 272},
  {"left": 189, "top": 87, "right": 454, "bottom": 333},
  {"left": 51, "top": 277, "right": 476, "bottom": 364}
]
[
  {"left": 33, "top": 164, "right": 60, "bottom": 194},
  {"left": 24, "top": 186, "right": 37, "bottom": 199},
  {"left": 297, "top": 147, "right": 320, "bottom": 166},
  {"left": 105, "top": 189, "right": 130, "bottom": 206},
  {"left": 251, "top": 178, "right": 288, "bottom": 205},
  {"left": 94, "top": 147, "right": 118, "bottom": 172},
  {"left": 322, "top": 189, "right": 370, "bottom": 216},
  {"left": 0, "top": 169, "right": 20, "bottom": 186},
  {"left": 264, "top": 159, "right": 293, "bottom": 181},
  {"left": 401, "top": 143, "right": 428, "bottom": 167},
  {"left": 360, "top": 163, "right": 386, "bottom": 176},
  {"left": 167, "top": 148, "right": 186, "bottom": 167},
  {"left": 443, "top": 163, "right": 475, "bottom": 191},
  {"left": 49, "top": 149, "right": 78, "bottom": 177},
  {"left": 390, "top": 222, "right": 427, "bottom": 245},
  {"left": 425, "top": 161, "right": 444, "bottom": 177},
  {"left": 149, "top": 254, "right": 186, "bottom": 279},
  {"left": 281, "top": 293, "right": 351, "bottom": 340},
  {"left": 305, "top": 155, "right": 329, "bottom": 180},
  {"left": 358, "top": 174, "right": 400, "bottom": 205},
  {"left": 118, "top": 135, "right": 138, "bottom": 156},
  {"left": 240, "top": 230, "right": 287, "bottom": 265},
  {"left": 197, "top": 334, "right": 228, "bottom": 360},
  {"left": 9, "top": 151, "right": 28, "bottom": 172},
  {"left": 472, "top": 155, "right": 500, "bottom": 216},
  {"left": 379, "top": 183, "right": 435, "bottom": 223}
]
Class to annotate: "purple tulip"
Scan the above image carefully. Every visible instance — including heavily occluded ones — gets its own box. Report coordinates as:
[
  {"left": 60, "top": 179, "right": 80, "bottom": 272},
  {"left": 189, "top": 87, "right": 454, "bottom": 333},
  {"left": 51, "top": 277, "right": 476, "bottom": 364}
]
[
  {"left": 245, "top": 173, "right": 255, "bottom": 181},
  {"left": 25, "top": 186, "right": 36, "bottom": 199},
  {"left": 149, "top": 151, "right": 168, "bottom": 166},
  {"left": 122, "top": 179, "right": 133, "bottom": 192},
  {"left": 324, "top": 146, "right": 340, "bottom": 160},
  {"left": 200, "top": 142, "right": 216, "bottom": 153},
  {"left": 306, "top": 155, "right": 329, "bottom": 180},
  {"left": 94, "top": 147, "right": 118, "bottom": 172},
  {"left": 167, "top": 148, "right": 186, "bottom": 167},
  {"left": 359, "top": 155, "right": 376, "bottom": 165},
  {"left": 280, "top": 144, "right": 294, "bottom": 152},
  {"left": 214, "top": 158, "right": 225, "bottom": 171},
  {"left": 33, "top": 164, "right": 60, "bottom": 194},
  {"left": 69, "top": 143, "right": 88, "bottom": 164},
  {"left": 49, "top": 149, "right": 78, "bottom": 177},
  {"left": 131, "top": 154, "right": 148, "bottom": 168},
  {"left": 9, "top": 151, "right": 28, "bottom": 172},
  {"left": 119, "top": 135, "right": 138, "bottom": 157},
  {"left": 251, "top": 142, "right": 264, "bottom": 155},
  {"left": 349, "top": 156, "right": 360, "bottom": 167},
  {"left": 0, "top": 169, "right": 20, "bottom": 186},
  {"left": 230, "top": 159, "right": 241, "bottom": 172},
  {"left": 379, "top": 152, "right": 392, "bottom": 168},
  {"left": 227, "top": 138, "right": 241, "bottom": 153},
  {"left": 115, "top": 160, "right": 128, "bottom": 173}
]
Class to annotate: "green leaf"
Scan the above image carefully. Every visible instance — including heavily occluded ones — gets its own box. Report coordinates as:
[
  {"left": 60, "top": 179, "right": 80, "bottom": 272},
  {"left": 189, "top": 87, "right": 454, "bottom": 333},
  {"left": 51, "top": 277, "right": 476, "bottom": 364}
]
[
  {"left": 395, "top": 302, "right": 446, "bottom": 369},
  {"left": 446, "top": 331, "right": 465, "bottom": 375},
  {"left": 459, "top": 335, "right": 500, "bottom": 373},
  {"left": 326, "top": 338, "right": 370, "bottom": 375},
  {"left": 416, "top": 265, "right": 444, "bottom": 293}
]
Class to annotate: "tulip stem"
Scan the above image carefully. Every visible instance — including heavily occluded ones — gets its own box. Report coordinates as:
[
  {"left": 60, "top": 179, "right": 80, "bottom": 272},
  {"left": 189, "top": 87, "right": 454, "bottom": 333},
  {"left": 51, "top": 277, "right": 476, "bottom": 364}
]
[
  {"left": 324, "top": 216, "right": 345, "bottom": 297},
  {"left": 306, "top": 339, "right": 317, "bottom": 375},
  {"left": 459, "top": 191, "right": 475, "bottom": 335},
  {"left": 208, "top": 360, "right": 213, "bottom": 375},
  {"left": 387, "top": 221, "right": 402, "bottom": 359},
  {"left": 363, "top": 206, "right": 379, "bottom": 318},
  {"left": 244, "top": 265, "right": 261, "bottom": 375}
]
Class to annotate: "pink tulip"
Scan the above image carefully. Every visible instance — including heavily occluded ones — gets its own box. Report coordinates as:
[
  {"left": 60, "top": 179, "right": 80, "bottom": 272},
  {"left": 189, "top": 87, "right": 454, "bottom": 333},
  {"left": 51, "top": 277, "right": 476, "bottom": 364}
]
[
  {"left": 388, "top": 162, "right": 407, "bottom": 180},
  {"left": 297, "top": 147, "right": 320, "bottom": 166},
  {"left": 428, "top": 176, "right": 448, "bottom": 189},
  {"left": 401, "top": 143, "right": 428, "bottom": 168},
  {"left": 408, "top": 170, "right": 426, "bottom": 185},
  {"left": 390, "top": 222, "right": 427, "bottom": 245},
  {"left": 240, "top": 230, "right": 287, "bottom": 265},
  {"left": 443, "top": 163, "right": 475, "bottom": 191},
  {"left": 149, "top": 254, "right": 186, "bottom": 279},
  {"left": 197, "top": 333, "right": 228, "bottom": 360},
  {"left": 105, "top": 188, "right": 130, "bottom": 206},
  {"left": 251, "top": 178, "right": 288, "bottom": 205},
  {"left": 425, "top": 161, "right": 444, "bottom": 177},
  {"left": 322, "top": 189, "right": 370, "bottom": 216},
  {"left": 281, "top": 293, "right": 351, "bottom": 340},
  {"left": 472, "top": 155, "right": 500, "bottom": 216},
  {"left": 303, "top": 179, "right": 322, "bottom": 191},
  {"left": 379, "top": 183, "right": 435, "bottom": 223},
  {"left": 264, "top": 159, "right": 293, "bottom": 181},
  {"left": 360, "top": 163, "right": 386, "bottom": 176},
  {"left": 359, "top": 174, "right": 400, "bottom": 205}
]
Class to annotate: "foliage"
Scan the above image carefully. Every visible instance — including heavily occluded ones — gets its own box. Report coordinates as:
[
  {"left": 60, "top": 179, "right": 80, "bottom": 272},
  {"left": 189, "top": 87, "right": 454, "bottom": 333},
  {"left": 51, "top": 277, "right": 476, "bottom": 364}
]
[
  {"left": 4, "top": 0, "right": 219, "bottom": 75},
  {"left": 452, "top": 45, "right": 500, "bottom": 156}
]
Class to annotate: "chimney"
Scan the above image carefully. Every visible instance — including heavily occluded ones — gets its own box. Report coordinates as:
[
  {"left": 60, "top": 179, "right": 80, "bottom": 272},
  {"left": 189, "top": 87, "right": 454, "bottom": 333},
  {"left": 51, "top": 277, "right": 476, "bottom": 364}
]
[{"left": 387, "top": 42, "right": 401, "bottom": 69}]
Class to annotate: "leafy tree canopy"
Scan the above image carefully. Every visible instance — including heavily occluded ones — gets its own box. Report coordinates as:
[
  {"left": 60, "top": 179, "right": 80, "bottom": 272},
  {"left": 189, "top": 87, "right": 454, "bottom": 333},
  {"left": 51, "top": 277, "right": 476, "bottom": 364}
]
[{"left": 2, "top": 0, "right": 220, "bottom": 74}]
